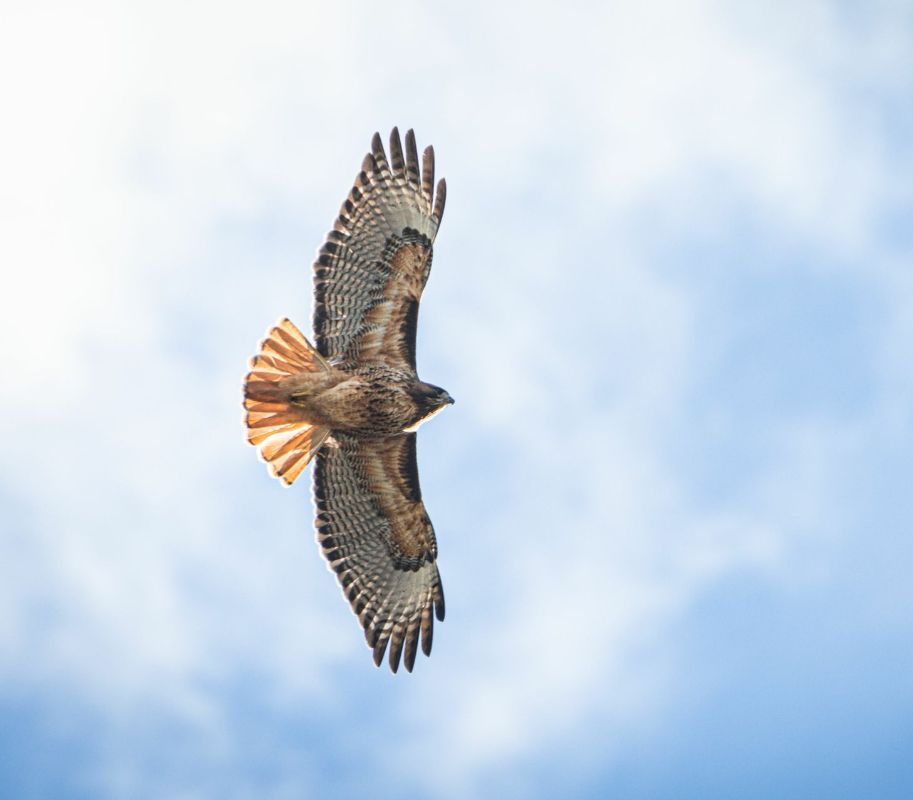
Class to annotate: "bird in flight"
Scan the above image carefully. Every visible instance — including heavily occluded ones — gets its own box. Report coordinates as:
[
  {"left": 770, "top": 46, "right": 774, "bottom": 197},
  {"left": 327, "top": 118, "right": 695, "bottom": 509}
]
[{"left": 243, "top": 128, "right": 452, "bottom": 673}]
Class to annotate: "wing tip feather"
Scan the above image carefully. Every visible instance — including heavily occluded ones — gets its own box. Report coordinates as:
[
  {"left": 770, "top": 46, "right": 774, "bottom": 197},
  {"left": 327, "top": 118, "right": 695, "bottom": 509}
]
[
  {"left": 434, "top": 577, "right": 446, "bottom": 621},
  {"left": 421, "top": 609, "right": 434, "bottom": 657},
  {"left": 388, "top": 627, "right": 405, "bottom": 673},
  {"left": 433, "top": 177, "right": 447, "bottom": 224},
  {"left": 389, "top": 127, "right": 405, "bottom": 174},
  {"left": 372, "top": 641, "right": 385, "bottom": 668},
  {"left": 404, "top": 129, "right": 420, "bottom": 187}
]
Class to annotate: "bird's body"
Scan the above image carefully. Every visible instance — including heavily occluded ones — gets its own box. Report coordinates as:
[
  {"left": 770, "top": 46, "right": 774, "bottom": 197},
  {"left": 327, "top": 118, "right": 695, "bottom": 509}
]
[
  {"left": 279, "top": 363, "right": 450, "bottom": 437},
  {"left": 243, "top": 128, "right": 451, "bottom": 672}
]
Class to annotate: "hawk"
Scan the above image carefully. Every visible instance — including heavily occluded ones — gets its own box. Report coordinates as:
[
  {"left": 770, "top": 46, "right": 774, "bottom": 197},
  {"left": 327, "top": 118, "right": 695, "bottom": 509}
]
[{"left": 243, "top": 128, "right": 452, "bottom": 673}]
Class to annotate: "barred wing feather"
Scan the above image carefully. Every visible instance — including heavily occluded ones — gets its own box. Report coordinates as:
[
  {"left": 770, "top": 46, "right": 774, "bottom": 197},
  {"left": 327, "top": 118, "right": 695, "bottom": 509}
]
[
  {"left": 313, "top": 128, "right": 446, "bottom": 373},
  {"left": 313, "top": 432, "right": 445, "bottom": 672}
]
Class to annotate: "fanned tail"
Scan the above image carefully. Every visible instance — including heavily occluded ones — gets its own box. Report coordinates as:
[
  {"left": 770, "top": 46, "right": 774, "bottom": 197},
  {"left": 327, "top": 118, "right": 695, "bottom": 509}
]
[{"left": 243, "top": 318, "right": 331, "bottom": 486}]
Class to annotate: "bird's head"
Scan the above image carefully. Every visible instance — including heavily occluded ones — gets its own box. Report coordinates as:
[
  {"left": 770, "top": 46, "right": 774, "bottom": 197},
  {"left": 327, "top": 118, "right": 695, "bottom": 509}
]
[{"left": 404, "top": 382, "right": 454, "bottom": 432}]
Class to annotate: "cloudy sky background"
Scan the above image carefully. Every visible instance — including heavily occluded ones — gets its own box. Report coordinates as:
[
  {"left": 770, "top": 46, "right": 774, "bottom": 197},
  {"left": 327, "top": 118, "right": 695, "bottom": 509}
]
[{"left": 2, "top": 1, "right": 912, "bottom": 797}]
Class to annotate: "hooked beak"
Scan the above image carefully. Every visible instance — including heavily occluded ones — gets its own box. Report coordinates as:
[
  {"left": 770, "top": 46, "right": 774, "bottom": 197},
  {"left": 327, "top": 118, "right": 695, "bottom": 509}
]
[{"left": 441, "top": 391, "right": 455, "bottom": 406}]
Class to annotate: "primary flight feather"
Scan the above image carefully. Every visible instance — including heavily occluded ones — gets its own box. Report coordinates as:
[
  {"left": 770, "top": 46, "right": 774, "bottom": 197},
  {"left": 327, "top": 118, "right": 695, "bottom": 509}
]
[{"left": 243, "top": 128, "right": 452, "bottom": 673}]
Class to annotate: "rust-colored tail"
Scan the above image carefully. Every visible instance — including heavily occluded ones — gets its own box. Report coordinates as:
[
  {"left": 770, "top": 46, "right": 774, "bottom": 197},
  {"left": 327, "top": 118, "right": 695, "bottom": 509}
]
[{"left": 243, "top": 318, "right": 331, "bottom": 486}]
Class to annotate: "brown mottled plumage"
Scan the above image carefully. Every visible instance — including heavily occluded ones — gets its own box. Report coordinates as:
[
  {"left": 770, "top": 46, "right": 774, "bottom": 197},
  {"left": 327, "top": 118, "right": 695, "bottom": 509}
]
[{"left": 243, "top": 129, "right": 452, "bottom": 672}]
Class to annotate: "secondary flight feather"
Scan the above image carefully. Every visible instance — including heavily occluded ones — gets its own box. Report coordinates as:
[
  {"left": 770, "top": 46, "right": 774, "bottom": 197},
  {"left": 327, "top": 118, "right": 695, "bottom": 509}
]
[{"left": 243, "top": 128, "right": 452, "bottom": 672}]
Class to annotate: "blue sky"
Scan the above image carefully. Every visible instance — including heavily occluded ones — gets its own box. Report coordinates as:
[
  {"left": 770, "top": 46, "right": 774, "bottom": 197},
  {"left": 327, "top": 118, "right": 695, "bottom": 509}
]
[{"left": 2, "top": 1, "right": 912, "bottom": 798}]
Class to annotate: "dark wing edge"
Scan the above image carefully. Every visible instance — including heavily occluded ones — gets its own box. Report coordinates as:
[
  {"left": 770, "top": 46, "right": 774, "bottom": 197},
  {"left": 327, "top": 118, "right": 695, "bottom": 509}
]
[
  {"left": 313, "top": 127, "right": 447, "bottom": 371},
  {"left": 313, "top": 433, "right": 445, "bottom": 673}
]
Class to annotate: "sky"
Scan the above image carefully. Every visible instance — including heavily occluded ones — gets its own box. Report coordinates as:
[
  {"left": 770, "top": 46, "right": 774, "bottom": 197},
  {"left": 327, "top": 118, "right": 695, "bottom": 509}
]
[{"left": 1, "top": 1, "right": 912, "bottom": 798}]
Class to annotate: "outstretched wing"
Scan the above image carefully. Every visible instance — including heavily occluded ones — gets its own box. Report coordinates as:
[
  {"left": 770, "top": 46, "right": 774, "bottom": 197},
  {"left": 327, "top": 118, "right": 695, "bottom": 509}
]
[
  {"left": 313, "top": 432, "right": 445, "bottom": 672},
  {"left": 313, "top": 127, "right": 446, "bottom": 373}
]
